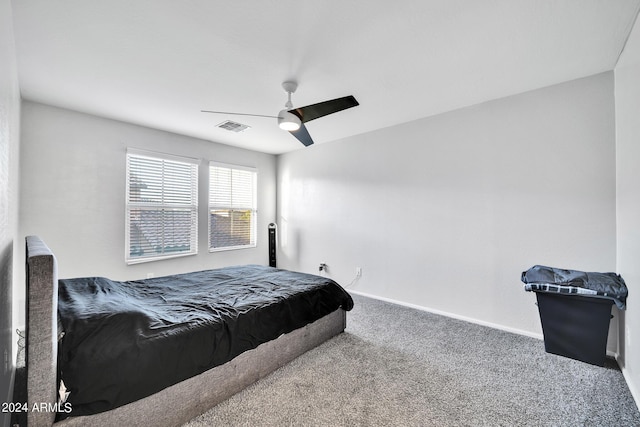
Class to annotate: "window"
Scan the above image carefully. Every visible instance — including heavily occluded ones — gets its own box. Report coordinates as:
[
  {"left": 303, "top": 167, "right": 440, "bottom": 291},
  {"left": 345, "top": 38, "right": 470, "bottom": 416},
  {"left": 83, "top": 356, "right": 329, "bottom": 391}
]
[
  {"left": 209, "top": 162, "right": 257, "bottom": 251},
  {"left": 126, "top": 149, "right": 198, "bottom": 264}
]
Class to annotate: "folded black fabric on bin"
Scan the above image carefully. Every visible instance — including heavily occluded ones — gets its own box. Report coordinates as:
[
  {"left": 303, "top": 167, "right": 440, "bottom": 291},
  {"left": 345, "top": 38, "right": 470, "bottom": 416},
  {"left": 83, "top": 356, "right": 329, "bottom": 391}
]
[{"left": 521, "top": 265, "right": 628, "bottom": 309}]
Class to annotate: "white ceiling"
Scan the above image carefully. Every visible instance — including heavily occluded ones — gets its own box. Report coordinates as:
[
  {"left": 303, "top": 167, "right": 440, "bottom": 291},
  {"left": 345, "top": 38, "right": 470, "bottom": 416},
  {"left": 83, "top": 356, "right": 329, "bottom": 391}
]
[{"left": 11, "top": 0, "right": 640, "bottom": 154}]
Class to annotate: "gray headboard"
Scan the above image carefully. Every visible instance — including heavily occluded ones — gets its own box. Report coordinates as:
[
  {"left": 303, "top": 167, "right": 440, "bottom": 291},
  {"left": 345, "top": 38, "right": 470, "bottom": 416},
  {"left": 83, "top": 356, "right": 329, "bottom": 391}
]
[{"left": 26, "top": 235, "right": 58, "bottom": 427}]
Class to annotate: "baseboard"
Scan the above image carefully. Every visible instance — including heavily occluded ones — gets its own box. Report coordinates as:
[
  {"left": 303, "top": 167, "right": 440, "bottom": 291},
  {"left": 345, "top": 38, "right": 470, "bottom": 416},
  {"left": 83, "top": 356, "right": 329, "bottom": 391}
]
[
  {"left": 351, "top": 290, "right": 627, "bottom": 358},
  {"left": 349, "top": 290, "right": 544, "bottom": 340}
]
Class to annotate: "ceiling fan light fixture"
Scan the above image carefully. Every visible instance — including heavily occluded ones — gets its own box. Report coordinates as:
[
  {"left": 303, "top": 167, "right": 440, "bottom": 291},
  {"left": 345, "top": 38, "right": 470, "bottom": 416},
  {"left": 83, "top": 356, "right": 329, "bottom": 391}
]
[{"left": 277, "top": 110, "right": 301, "bottom": 131}]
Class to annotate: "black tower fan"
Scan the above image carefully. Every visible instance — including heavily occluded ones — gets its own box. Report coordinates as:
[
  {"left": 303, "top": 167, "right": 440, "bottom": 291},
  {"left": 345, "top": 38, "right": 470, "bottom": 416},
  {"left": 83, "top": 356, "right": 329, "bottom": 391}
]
[{"left": 268, "top": 223, "right": 277, "bottom": 267}]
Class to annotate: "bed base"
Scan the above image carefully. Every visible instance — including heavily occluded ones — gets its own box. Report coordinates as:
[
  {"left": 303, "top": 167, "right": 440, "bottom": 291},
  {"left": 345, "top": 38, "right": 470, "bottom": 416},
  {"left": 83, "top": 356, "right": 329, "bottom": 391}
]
[{"left": 26, "top": 236, "right": 346, "bottom": 427}]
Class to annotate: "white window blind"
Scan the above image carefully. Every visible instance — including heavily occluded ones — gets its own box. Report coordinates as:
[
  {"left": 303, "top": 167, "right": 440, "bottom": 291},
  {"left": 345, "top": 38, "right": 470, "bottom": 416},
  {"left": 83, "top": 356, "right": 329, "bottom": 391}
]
[
  {"left": 126, "top": 150, "right": 198, "bottom": 264},
  {"left": 209, "top": 162, "right": 257, "bottom": 251}
]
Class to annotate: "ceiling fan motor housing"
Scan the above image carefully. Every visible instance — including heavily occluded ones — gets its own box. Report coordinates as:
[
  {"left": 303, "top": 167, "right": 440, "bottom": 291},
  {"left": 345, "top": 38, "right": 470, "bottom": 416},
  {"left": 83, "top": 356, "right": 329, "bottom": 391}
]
[{"left": 277, "top": 110, "right": 301, "bottom": 130}]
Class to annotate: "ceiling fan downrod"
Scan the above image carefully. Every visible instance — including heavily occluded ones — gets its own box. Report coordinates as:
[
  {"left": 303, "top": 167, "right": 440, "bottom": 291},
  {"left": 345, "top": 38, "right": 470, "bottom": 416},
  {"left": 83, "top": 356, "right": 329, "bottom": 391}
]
[{"left": 278, "top": 81, "right": 301, "bottom": 131}]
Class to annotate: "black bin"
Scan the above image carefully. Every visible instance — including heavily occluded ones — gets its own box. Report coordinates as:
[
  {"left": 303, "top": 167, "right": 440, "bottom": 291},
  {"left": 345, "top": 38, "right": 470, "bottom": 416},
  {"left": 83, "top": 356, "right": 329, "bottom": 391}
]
[{"left": 535, "top": 292, "right": 613, "bottom": 366}]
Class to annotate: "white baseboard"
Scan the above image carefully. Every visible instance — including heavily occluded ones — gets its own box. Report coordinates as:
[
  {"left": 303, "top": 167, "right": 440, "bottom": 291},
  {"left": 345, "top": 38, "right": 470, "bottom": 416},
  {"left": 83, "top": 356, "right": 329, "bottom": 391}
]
[{"left": 349, "top": 289, "right": 544, "bottom": 340}]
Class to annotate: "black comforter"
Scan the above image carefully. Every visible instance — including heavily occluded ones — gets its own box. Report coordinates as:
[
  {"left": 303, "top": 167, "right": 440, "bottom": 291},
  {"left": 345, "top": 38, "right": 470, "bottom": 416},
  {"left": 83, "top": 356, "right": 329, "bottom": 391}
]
[{"left": 57, "top": 265, "right": 353, "bottom": 417}]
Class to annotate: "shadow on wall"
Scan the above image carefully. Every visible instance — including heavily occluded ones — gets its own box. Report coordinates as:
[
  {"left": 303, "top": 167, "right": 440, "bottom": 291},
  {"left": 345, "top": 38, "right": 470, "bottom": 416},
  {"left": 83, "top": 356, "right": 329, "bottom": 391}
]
[
  {"left": 277, "top": 218, "right": 301, "bottom": 269},
  {"left": 618, "top": 309, "right": 627, "bottom": 369}
]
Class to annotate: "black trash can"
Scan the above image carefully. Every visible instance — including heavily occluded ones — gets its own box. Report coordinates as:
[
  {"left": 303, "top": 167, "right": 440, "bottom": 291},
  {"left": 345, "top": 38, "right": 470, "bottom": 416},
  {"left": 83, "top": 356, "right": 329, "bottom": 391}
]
[
  {"left": 521, "top": 265, "right": 627, "bottom": 367},
  {"left": 535, "top": 292, "right": 613, "bottom": 366}
]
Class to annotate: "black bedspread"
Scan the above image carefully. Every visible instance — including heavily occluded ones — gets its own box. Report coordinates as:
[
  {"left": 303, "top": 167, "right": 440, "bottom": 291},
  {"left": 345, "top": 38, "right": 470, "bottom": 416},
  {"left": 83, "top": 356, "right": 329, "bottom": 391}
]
[{"left": 57, "top": 265, "right": 353, "bottom": 417}]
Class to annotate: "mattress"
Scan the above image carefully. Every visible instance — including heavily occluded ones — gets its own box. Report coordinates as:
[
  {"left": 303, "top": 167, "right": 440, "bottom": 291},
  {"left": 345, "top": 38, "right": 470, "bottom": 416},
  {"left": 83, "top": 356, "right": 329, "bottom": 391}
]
[{"left": 57, "top": 265, "right": 353, "bottom": 418}]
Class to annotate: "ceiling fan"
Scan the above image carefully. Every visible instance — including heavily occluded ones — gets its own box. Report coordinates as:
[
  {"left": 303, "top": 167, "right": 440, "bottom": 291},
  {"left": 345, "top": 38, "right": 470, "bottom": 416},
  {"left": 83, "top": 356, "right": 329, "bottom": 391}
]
[{"left": 201, "top": 81, "right": 359, "bottom": 147}]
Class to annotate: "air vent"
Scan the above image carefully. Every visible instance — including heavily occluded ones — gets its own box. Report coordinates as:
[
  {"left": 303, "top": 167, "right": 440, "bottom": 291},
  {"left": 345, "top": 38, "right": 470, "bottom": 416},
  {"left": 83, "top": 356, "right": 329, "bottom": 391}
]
[{"left": 217, "top": 120, "right": 250, "bottom": 133}]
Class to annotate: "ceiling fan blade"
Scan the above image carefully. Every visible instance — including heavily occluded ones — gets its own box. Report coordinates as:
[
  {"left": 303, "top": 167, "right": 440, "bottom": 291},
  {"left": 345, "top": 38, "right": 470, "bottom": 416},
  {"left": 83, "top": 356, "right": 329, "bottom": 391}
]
[
  {"left": 289, "top": 123, "right": 314, "bottom": 147},
  {"left": 290, "top": 95, "right": 359, "bottom": 123},
  {"left": 201, "top": 110, "right": 277, "bottom": 119}
]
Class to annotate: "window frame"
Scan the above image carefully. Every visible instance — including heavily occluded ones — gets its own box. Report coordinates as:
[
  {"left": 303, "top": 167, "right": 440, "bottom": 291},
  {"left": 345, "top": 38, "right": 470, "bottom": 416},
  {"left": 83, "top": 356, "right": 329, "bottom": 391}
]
[
  {"left": 125, "top": 148, "right": 199, "bottom": 264},
  {"left": 208, "top": 161, "right": 258, "bottom": 252}
]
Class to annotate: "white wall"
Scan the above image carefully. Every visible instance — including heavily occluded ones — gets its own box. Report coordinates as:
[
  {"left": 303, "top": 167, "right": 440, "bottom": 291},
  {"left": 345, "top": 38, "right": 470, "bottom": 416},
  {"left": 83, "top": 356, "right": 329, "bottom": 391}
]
[
  {"left": 615, "top": 12, "right": 640, "bottom": 406},
  {"left": 0, "top": 0, "right": 20, "bottom": 423},
  {"left": 17, "top": 101, "right": 277, "bottom": 324},
  {"left": 278, "top": 72, "right": 617, "bottom": 344}
]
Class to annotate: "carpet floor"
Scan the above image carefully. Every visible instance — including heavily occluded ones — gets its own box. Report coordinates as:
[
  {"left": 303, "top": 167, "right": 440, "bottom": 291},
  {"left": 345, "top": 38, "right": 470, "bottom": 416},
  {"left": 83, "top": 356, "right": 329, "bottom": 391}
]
[{"left": 184, "top": 294, "right": 639, "bottom": 426}]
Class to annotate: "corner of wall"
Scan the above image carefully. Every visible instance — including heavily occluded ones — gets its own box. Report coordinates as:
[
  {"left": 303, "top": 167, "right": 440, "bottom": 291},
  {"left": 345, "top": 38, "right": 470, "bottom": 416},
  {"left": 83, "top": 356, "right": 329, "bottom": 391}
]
[
  {"left": 1, "top": 0, "right": 21, "bottom": 423},
  {"left": 614, "top": 5, "right": 640, "bottom": 412}
]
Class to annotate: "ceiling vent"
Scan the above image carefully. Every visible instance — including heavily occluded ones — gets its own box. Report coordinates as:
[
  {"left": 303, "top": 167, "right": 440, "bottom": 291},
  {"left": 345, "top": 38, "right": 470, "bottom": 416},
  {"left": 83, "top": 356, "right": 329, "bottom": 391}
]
[{"left": 217, "top": 120, "right": 250, "bottom": 133}]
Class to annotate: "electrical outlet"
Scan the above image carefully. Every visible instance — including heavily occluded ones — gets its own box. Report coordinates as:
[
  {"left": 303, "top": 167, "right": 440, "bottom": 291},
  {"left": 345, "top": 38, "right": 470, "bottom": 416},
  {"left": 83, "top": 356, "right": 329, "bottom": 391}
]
[
  {"left": 146, "top": 273, "right": 155, "bottom": 279},
  {"left": 319, "top": 263, "right": 327, "bottom": 272},
  {"left": 356, "top": 267, "right": 362, "bottom": 278}
]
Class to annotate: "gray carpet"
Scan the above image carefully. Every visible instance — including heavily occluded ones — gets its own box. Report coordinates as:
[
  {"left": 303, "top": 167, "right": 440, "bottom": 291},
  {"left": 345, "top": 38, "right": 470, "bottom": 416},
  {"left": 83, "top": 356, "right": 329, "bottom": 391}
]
[{"left": 184, "top": 294, "right": 640, "bottom": 426}]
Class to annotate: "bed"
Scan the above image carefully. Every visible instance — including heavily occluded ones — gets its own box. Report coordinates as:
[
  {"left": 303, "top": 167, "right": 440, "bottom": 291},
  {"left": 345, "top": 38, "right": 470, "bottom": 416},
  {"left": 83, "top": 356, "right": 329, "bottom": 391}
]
[{"left": 25, "top": 235, "right": 353, "bottom": 427}]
